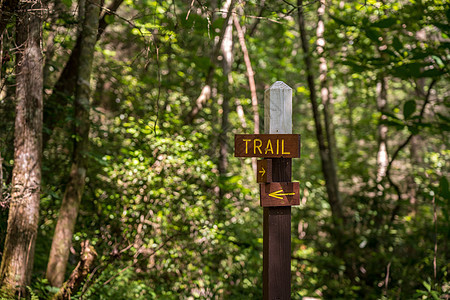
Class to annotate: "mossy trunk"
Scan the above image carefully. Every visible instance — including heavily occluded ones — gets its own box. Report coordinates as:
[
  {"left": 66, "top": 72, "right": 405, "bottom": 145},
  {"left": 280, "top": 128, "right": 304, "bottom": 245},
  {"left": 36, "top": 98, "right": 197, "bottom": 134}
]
[{"left": 0, "top": 1, "right": 43, "bottom": 296}]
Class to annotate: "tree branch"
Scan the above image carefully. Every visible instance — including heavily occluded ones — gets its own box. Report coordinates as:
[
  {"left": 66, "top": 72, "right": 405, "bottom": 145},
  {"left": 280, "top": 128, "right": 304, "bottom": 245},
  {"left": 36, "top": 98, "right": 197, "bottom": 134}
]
[{"left": 97, "top": 0, "right": 124, "bottom": 40}]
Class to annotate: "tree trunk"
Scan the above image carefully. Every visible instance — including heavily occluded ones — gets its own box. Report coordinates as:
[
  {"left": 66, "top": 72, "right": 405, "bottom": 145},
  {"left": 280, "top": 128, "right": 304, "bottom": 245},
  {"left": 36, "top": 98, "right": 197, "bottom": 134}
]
[
  {"left": 46, "top": 0, "right": 100, "bottom": 287},
  {"left": 316, "top": 0, "right": 339, "bottom": 188},
  {"left": 297, "top": 0, "right": 344, "bottom": 225},
  {"left": 376, "top": 76, "right": 389, "bottom": 184},
  {"left": 233, "top": 13, "right": 260, "bottom": 173},
  {"left": 43, "top": 0, "right": 123, "bottom": 148},
  {"left": 0, "top": 1, "right": 43, "bottom": 296},
  {"left": 218, "top": 0, "right": 233, "bottom": 180}
]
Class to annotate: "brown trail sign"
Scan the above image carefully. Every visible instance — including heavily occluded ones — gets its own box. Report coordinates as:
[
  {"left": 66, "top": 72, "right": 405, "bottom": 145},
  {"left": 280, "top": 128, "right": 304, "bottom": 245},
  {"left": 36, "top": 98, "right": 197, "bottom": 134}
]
[
  {"left": 234, "top": 134, "right": 301, "bottom": 158},
  {"left": 260, "top": 182, "right": 300, "bottom": 207},
  {"left": 234, "top": 81, "right": 300, "bottom": 299}
]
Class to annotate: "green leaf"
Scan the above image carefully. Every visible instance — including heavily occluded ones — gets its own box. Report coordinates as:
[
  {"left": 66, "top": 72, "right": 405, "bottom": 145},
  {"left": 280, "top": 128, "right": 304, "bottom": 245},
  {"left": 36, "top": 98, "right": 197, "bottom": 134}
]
[
  {"left": 403, "top": 100, "right": 416, "bottom": 119},
  {"left": 105, "top": 14, "right": 115, "bottom": 24},
  {"left": 371, "top": 17, "right": 396, "bottom": 28},
  {"left": 423, "top": 280, "right": 431, "bottom": 292},
  {"left": 365, "top": 28, "right": 381, "bottom": 43},
  {"left": 392, "top": 37, "right": 402, "bottom": 51}
]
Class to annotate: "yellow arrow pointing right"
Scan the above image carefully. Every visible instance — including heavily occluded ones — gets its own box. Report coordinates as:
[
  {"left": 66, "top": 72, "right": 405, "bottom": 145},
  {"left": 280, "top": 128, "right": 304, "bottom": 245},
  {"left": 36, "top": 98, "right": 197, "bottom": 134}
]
[{"left": 259, "top": 167, "right": 266, "bottom": 177}]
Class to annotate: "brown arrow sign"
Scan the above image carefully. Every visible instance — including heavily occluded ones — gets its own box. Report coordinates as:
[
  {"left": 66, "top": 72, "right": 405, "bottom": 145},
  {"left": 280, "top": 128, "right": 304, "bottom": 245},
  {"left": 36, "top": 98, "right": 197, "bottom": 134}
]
[
  {"left": 257, "top": 159, "right": 272, "bottom": 183},
  {"left": 235, "top": 134, "right": 301, "bottom": 158},
  {"left": 260, "top": 182, "right": 300, "bottom": 207}
]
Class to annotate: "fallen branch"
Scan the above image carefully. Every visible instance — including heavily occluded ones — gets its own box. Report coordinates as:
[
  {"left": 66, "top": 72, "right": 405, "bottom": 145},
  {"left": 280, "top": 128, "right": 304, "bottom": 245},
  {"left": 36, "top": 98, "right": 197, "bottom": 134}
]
[{"left": 52, "top": 240, "right": 98, "bottom": 300}]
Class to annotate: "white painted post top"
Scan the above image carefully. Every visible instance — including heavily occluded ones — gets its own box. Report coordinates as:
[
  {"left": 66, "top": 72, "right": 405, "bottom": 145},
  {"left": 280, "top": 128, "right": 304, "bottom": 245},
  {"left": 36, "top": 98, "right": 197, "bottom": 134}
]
[{"left": 264, "top": 81, "right": 292, "bottom": 134}]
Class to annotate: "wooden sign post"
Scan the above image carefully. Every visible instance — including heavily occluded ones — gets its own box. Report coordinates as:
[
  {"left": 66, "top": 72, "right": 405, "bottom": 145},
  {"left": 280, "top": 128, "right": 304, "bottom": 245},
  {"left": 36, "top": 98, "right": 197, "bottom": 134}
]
[
  {"left": 234, "top": 81, "right": 299, "bottom": 299},
  {"left": 263, "top": 81, "right": 294, "bottom": 300}
]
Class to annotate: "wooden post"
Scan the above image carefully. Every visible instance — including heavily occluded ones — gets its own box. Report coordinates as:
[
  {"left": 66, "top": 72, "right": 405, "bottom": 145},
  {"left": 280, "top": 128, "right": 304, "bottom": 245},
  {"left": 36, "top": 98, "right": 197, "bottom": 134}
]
[{"left": 263, "top": 81, "right": 292, "bottom": 299}]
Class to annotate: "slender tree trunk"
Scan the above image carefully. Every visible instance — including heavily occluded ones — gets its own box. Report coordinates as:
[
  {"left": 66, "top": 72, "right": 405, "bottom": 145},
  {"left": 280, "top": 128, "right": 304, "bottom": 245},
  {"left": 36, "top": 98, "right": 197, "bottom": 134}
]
[
  {"left": 46, "top": 0, "right": 100, "bottom": 287},
  {"left": 218, "top": 0, "right": 233, "bottom": 180},
  {"left": 297, "top": 0, "right": 344, "bottom": 225},
  {"left": 0, "top": 1, "right": 43, "bottom": 296},
  {"left": 376, "top": 76, "right": 388, "bottom": 184},
  {"left": 233, "top": 13, "right": 260, "bottom": 173},
  {"left": 43, "top": 0, "right": 123, "bottom": 148},
  {"left": 316, "top": 0, "right": 339, "bottom": 183},
  {"left": 233, "top": 14, "right": 259, "bottom": 135}
]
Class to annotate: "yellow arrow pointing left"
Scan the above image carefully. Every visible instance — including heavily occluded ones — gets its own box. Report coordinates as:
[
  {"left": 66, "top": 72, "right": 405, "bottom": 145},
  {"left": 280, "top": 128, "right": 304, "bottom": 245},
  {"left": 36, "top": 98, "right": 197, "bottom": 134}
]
[{"left": 268, "top": 189, "right": 296, "bottom": 200}]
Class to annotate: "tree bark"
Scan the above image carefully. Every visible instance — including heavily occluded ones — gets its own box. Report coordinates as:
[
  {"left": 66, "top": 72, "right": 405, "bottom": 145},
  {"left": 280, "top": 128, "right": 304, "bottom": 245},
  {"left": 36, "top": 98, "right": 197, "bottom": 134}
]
[
  {"left": 46, "top": 0, "right": 100, "bottom": 287},
  {"left": 297, "top": 0, "right": 344, "bottom": 225},
  {"left": 0, "top": 1, "right": 43, "bottom": 296},
  {"left": 218, "top": 0, "right": 233, "bottom": 179}
]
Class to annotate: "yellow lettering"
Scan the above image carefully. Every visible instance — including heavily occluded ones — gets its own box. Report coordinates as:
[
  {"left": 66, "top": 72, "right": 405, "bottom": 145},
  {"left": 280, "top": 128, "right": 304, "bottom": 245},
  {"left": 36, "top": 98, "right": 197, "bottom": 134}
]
[
  {"left": 281, "top": 139, "right": 290, "bottom": 155},
  {"left": 254, "top": 139, "right": 262, "bottom": 154},
  {"left": 243, "top": 139, "right": 251, "bottom": 154},
  {"left": 276, "top": 139, "right": 279, "bottom": 154},
  {"left": 265, "top": 139, "right": 274, "bottom": 154}
]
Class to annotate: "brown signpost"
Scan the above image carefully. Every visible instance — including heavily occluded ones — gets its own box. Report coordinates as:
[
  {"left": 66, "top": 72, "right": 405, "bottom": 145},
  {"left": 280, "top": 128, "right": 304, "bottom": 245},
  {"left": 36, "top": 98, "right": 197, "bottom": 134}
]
[
  {"left": 234, "top": 81, "right": 300, "bottom": 299},
  {"left": 234, "top": 134, "right": 301, "bottom": 158}
]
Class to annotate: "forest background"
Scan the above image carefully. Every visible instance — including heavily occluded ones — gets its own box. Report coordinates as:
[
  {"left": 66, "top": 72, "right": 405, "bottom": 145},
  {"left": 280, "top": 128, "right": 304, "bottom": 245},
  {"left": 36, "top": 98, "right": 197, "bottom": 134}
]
[{"left": 0, "top": 0, "right": 448, "bottom": 299}]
